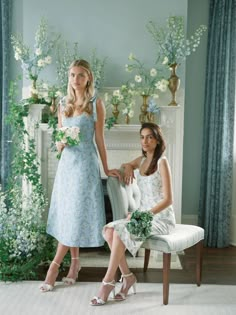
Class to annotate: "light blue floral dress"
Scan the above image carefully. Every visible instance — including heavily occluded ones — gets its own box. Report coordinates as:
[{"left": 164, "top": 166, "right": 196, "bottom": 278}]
[
  {"left": 47, "top": 96, "right": 106, "bottom": 247},
  {"left": 103, "top": 156, "right": 176, "bottom": 256}
]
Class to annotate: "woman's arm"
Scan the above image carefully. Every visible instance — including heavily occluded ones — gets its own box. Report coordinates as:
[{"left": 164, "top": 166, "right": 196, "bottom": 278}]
[
  {"left": 150, "top": 158, "right": 173, "bottom": 215},
  {"left": 121, "top": 156, "right": 142, "bottom": 185},
  {"left": 95, "top": 98, "right": 120, "bottom": 178},
  {"left": 56, "top": 103, "right": 65, "bottom": 153}
]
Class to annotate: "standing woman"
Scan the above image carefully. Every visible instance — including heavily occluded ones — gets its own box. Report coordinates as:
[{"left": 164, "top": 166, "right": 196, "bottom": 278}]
[{"left": 40, "top": 59, "right": 120, "bottom": 292}]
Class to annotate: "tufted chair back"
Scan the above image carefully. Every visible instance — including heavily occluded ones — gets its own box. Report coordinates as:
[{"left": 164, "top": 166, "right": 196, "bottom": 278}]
[{"left": 106, "top": 173, "right": 141, "bottom": 221}]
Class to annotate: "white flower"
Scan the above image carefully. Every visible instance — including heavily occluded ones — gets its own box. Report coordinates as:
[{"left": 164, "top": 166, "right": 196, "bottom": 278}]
[
  {"left": 42, "top": 83, "right": 48, "bottom": 89},
  {"left": 55, "top": 91, "right": 63, "bottom": 98},
  {"left": 37, "top": 59, "right": 45, "bottom": 67},
  {"left": 113, "top": 90, "right": 120, "bottom": 97},
  {"left": 14, "top": 52, "right": 20, "bottom": 60},
  {"left": 44, "top": 56, "right": 52, "bottom": 64},
  {"left": 162, "top": 56, "right": 169, "bottom": 65},
  {"left": 135, "top": 75, "right": 142, "bottom": 83},
  {"left": 35, "top": 48, "right": 42, "bottom": 56},
  {"left": 155, "top": 79, "right": 169, "bottom": 92},
  {"left": 150, "top": 68, "right": 157, "bottom": 77},
  {"left": 128, "top": 110, "right": 134, "bottom": 117},
  {"left": 128, "top": 53, "right": 135, "bottom": 60}
]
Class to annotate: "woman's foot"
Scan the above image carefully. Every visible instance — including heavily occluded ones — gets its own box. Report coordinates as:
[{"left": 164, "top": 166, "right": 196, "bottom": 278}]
[
  {"left": 62, "top": 257, "right": 81, "bottom": 285},
  {"left": 114, "top": 272, "right": 137, "bottom": 301},
  {"left": 90, "top": 280, "right": 116, "bottom": 306},
  {"left": 39, "top": 261, "right": 60, "bottom": 292}
]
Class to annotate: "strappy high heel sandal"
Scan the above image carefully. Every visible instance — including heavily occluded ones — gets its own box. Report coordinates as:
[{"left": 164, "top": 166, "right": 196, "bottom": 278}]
[
  {"left": 62, "top": 257, "right": 81, "bottom": 285},
  {"left": 39, "top": 261, "right": 60, "bottom": 293},
  {"left": 114, "top": 272, "right": 137, "bottom": 301},
  {"left": 90, "top": 280, "right": 116, "bottom": 306}
]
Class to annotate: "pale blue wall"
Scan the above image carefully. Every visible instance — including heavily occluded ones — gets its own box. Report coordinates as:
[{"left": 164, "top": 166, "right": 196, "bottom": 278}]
[
  {"left": 15, "top": 0, "right": 188, "bottom": 86},
  {"left": 11, "top": 0, "right": 209, "bottom": 218}
]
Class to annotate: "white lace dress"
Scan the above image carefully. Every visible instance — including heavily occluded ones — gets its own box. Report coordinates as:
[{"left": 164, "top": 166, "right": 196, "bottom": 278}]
[{"left": 103, "top": 156, "right": 176, "bottom": 256}]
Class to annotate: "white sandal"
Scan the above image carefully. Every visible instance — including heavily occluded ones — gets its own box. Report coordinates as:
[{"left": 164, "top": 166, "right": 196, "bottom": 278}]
[
  {"left": 39, "top": 261, "right": 60, "bottom": 293},
  {"left": 114, "top": 272, "right": 137, "bottom": 301},
  {"left": 62, "top": 257, "right": 81, "bottom": 285},
  {"left": 90, "top": 280, "right": 116, "bottom": 306}
]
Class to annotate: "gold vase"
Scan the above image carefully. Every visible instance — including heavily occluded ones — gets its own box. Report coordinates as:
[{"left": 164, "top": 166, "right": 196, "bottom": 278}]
[
  {"left": 50, "top": 97, "right": 57, "bottom": 114},
  {"left": 125, "top": 114, "right": 130, "bottom": 124},
  {"left": 112, "top": 104, "right": 119, "bottom": 123},
  {"left": 147, "top": 112, "right": 154, "bottom": 122},
  {"left": 30, "top": 79, "right": 39, "bottom": 102},
  {"left": 168, "top": 63, "right": 180, "bottom": 106},
  {"left": 139, "top": 95, "right": 149, "bottom": 123}
]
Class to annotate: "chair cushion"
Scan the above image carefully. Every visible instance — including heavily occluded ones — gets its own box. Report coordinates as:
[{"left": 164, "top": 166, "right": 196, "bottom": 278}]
[{"left": 142, "top": 224, "right": 205, "bottom": 253}]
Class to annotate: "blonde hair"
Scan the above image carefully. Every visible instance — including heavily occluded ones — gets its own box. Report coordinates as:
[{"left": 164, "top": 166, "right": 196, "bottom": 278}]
[{"left": 64, "top": 59, "right": 95, "bottom": 117}]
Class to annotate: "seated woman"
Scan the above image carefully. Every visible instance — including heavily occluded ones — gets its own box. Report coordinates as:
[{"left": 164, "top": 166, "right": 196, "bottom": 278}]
[{"left": 90, "top": 122, "right": 176, "bottom": 306}]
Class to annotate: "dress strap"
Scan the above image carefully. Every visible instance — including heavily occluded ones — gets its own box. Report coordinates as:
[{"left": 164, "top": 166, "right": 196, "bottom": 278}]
[
  {"left": 157, "top": 155, "right": 167, "bottom": 169},
  {"left": 90, "top": 95, "right": 97, "bottom": 121},
  {"left": 139, "top": 157, "right": 146, "bottom": 168}
]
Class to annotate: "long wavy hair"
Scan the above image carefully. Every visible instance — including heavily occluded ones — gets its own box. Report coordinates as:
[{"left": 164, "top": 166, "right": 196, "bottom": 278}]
[
  {"left": 140, "top": 122, "right": 166, "bottom": 175},
  {"left": 64, "top": 59, "right": 95, "bottom": 117}
]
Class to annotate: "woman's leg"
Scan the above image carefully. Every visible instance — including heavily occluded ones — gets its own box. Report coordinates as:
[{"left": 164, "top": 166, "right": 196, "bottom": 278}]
[
  {"left": 43, "top": 242, "right": 69, "bottom": 286},
  {"left": 63, "top": 247, "right": 80, "bottom": 283},
  {"left": 104, "top": 227, "right": 137, "bottom": 300},
  {"left": 104, "top": 227, "right": 130, "bottom": 275},
  {"left": 91, "top": 230, "right": 127, "bottom": 304}
]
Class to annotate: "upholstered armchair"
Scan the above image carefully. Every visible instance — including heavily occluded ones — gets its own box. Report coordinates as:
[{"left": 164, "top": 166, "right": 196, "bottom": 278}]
[{"left": 106, "top": 176, "right": 205, "bottom": 305}]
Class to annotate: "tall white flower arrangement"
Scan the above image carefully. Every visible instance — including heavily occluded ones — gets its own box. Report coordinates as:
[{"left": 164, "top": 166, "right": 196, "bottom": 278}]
[{"left": 11, "top": 18, "right": 60, "bottom": 81}]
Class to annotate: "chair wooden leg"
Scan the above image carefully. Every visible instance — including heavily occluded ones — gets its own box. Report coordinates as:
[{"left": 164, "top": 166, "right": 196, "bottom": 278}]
[
  {"left": 163, "top": 253, "right": 171, "bottom": 305},
  {"left": 143, "top": 249, "right": 151, "bottom": 272},
  {"left": 196, "top": 240, "right": 203, "bottom": 286}
]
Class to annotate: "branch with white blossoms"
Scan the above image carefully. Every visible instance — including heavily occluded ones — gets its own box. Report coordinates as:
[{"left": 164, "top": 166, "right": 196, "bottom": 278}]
[
  {"left": 11, "top": 18, "right": 60, "bottom": 81},
  {"left": 125, "top": 53, "right": 168, "bottom": 97},
  {"left": 40, "top": 82, "right": 63, "bottom": 104},
  {"left": 89, "top": 49, "right": 106, "bottom": 90},
  {"left": 146, "top": 16, "right": 207, "bottom": 66},
  {"left": 56, "top": 41, "right": 107, "bottom": 95},
  {"left": 56, "top": 41, "right": 81, "bottom": 95},
  {"left": 104, "top": 89, "right": 124, "bottom": 106}
]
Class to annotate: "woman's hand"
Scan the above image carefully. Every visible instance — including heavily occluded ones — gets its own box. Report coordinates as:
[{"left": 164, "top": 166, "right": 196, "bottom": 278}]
[
  {"left": 106, "top": 168, "right": 122, "bottom": 180},
  {"left": 123, "top": 164, "right": 135, "bottom": 185},
  {"left": 56, "top": 142, "right": 65, "bottom": 153},
  {"left": 126, "top": 212, "right": 132, "bottom": 220}
]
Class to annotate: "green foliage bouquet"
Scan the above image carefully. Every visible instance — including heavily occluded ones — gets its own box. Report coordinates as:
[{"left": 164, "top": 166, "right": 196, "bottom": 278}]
[
  {"left": 127, "top": 210, "right": 153, "bottom": 241},
  {"left": 146, "top": 16, "right": 207, "bottom": 66}
]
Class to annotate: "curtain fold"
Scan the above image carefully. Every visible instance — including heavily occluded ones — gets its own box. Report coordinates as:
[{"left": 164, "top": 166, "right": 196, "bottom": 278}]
[
  {"left": 198, "top": 0, "right": 236, "bottom": 247},
  {"left": 0, "top": 0, "right": 12, "bottom": 189}
]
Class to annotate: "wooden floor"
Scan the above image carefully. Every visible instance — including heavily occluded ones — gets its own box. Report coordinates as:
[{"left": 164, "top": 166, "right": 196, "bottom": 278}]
[{"left": 53, "top": 245, "right": 236, "bottom": 285}]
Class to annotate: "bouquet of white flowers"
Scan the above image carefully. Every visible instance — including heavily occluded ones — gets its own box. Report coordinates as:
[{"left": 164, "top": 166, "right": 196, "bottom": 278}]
[
  {"left": 127, "top": 210, "right": 153, "bottom": 241},
  {"left": 55, "top": 126, "right": 81, "bottom": 159}
]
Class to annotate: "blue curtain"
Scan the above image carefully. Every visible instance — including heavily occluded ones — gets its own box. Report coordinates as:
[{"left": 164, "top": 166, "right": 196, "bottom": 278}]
[
  {"left": 0, "top": 0, "right": 12, "bottom": 190},
  {"left": 198, "top": 0, "right": 236, "bottom": 247}
]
